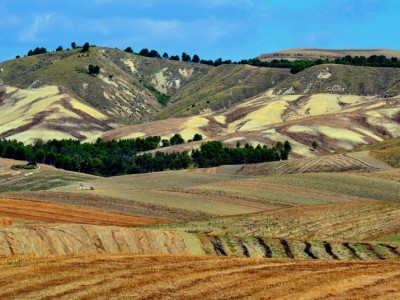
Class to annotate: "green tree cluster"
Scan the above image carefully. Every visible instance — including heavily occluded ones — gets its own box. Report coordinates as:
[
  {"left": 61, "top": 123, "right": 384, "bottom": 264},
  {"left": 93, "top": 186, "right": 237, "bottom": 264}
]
[
  {"left": 27, "top": 47, "right": 48, "bottom": 56},
  {"left": 191, "top": 140, "right": 291, "bottom": 168},
  {"left": 88, "top": 64, "right": 100, "bottom": 75},
  {"left": 0, "top": 137, "right": 292, "bottom": 176}
]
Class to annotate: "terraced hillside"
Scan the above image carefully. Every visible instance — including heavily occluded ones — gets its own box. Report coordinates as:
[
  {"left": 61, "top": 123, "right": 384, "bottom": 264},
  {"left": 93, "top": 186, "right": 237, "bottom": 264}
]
[{"left": 1, "top": 255, "right": 400, "bottom": 299}]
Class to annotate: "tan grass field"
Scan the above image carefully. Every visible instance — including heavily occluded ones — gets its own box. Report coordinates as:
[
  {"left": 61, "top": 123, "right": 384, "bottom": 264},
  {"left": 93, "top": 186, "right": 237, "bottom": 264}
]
[{"left": 0, "top": 255, "right": 400, "bottom": 299}]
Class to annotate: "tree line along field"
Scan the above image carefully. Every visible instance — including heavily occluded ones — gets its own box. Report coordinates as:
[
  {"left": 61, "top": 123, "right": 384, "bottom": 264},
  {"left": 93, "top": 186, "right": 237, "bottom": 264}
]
[{"left": 0, "top": 137, "right": 291, "bottom": 176}]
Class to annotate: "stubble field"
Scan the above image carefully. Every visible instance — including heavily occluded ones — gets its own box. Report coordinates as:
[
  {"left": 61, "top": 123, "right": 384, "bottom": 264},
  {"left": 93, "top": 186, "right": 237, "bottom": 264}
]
[{"left": 1, "top": 255, "right": 400, "bottom": 300}]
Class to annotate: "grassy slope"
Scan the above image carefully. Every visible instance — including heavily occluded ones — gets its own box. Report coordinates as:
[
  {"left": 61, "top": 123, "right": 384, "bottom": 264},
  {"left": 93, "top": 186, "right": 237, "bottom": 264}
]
[
  {"left": 353, "top": 138, "right": 400, "bottom": 167},
  {"left": 273, "top": 64, "right": 400, "bottom": 95},
  {"left": 155, "top": 64, "right": 290, "bottom": 119}
]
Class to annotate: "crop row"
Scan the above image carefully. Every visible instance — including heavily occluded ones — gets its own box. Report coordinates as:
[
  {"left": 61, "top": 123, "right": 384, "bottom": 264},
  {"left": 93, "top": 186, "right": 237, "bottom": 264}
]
[{"left": 202, "top": 235, "right": 400, "bottom": 260}]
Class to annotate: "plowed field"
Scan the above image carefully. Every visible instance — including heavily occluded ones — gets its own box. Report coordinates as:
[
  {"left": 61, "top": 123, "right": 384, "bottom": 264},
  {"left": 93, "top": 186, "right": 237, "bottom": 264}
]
[
  {"left": 1, "top": 255, "right": 400, "bottom": 300},
  {"left": 237, "top": 153, "right": 382, "bottom": 176},
  {"left": 0, "top": 198, "right": 169, "bottom": 226}
]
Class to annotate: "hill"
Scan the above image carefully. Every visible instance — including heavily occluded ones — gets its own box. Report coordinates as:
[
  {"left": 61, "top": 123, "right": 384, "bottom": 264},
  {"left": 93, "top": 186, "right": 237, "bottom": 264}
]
[
  {"left": 102, "top": 90, "right": 400, "bottom": 157},
  {"left": 0, "top": 47, "right": 400, "bottom": 148},
  {"left": 259, "top": 48, "right": 400, "bottom": 61}
]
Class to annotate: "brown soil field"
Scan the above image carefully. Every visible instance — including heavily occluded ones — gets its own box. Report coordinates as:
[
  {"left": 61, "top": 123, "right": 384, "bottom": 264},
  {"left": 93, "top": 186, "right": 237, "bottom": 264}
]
[
  {"left": 0, "top": 198, "right": 170, "bottom": 226},
  {"left": 1, "top": 254, "right": 400, "bottom": 299}
]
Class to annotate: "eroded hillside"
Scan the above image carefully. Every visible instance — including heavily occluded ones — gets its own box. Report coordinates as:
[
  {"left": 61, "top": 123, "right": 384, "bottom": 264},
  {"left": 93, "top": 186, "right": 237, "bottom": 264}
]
[
  {"left": 103, "top": 91, "right": 400, "bottom": 157},
  {"left": 0, "top": 85, "right": 116, "bottom": 143},
  {"left": 0, "top": 47, "right": 400, "bottom": 153}
]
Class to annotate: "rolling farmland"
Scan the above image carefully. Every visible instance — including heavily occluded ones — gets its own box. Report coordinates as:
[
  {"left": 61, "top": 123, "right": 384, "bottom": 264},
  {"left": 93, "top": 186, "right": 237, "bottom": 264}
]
[
  {"left": 0, "top": 149, "right": 400, "bottom": 298},
  {"left": 1, "top": 255, "right": 400, "bottom": 300},
  {"left": 0, "top": 198, "right": 169, "bottom": 226}
]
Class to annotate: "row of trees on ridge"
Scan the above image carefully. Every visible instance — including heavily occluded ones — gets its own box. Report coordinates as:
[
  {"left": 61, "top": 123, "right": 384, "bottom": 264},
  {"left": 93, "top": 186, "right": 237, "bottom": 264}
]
[{"left": 0, "top": 136, "right": 291, "bottom": 176}]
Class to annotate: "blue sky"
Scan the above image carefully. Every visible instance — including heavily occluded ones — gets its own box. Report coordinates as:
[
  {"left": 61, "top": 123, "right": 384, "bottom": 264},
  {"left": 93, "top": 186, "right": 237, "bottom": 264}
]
[{"left": 0, "top": 0, "right": 399, "bottom": 62}]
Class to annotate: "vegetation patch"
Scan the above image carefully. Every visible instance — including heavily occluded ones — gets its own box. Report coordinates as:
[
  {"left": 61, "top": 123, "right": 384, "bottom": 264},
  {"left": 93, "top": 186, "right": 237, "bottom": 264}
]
[
  {"left": 11, "top": 162, "right": 38, "bottom": 170},
  {"left": 144, "top": 84, "right": 171, "bottom": 105}
]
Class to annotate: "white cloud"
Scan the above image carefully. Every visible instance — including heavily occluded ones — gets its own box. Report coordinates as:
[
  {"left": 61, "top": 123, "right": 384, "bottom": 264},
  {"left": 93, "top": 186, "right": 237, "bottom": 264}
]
[{"left": 18, "top": 14, "right": 54, "bottom": 42}]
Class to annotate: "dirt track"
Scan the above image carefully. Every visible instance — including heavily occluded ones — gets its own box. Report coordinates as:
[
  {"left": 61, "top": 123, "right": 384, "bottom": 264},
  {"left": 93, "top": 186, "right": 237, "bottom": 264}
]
[
  {"left": 0, "top": 198, "right": 170, "bottom": 226},
  {"left": 1, "top": 254, "right": 400, "bottom": 299}
]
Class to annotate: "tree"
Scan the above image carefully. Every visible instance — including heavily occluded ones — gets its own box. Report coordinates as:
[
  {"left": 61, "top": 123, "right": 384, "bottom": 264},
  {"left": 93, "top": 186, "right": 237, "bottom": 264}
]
[
  {"left": 71, "top": 42, "right": 77, "bottom": 49},
  {"left": 312, "top": 140, "right": 318, "bottom": 150},
  {"left": 88, "top": 64, "right": 100, "bottom": 75},
  {"left": 181, "top": 52, "right": 191, "bottom": 62},
  {"left": 149, "top": 49, "right": 161, "bottom": 58},
  {"left": 2, "top": 144, "right": 16, "bottom": 159},
  {"left": 283, "top": 141, "right": 292, "bottom": 152},
  {"left": 14, "top": 146, "right": 27, "bottom": 160},
  {"left": 169, "top": 55, "right": 180, "bottom": 61},
  {"left": 162, "top": 52, "right": 169, "bottom": 59},
  {"left": 214, "top": 58, "right": 223, "bottom": 67},
  {"left": 139, "top": 48, "right": 149, "bottom": 57},
  {"left": 56, "top": 46, "right": 63, "bottom": 52},
  {"left": 192, "top": 54, "right": 200, "bottom": 63},
  {"left": 124, "top": 47, "right": 134, "bottom": 53},
  {"left": 81, "top": 42, "right": 90, "bottom": 53},
  {"left": 170, "top": 133, "right": 184, "bottom": 145},
  {"left": 161, "top": 139, "right": 171, "bottom": 147},
  {"left": 193, "top": 133, "right": 203, "bottom": 141}
]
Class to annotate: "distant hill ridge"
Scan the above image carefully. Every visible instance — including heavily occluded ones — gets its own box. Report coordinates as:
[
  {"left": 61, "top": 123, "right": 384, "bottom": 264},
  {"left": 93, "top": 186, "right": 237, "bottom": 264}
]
[{"left": 259, "top": 48, "right": 400, "bottom": 61}]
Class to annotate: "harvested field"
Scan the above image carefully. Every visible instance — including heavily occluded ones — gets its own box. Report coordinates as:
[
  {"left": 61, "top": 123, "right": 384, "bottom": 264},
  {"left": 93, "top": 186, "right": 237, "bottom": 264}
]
[
  {"left": 165, "top": 201, "right": 400, "bottom": 242},
  {"left": 237, "top": 153, "right": 382, "bottom": 176},
  {"left": 0, "top": 198, "right": 169, "bottom": 226},
  {"left": 47, "top": 170, "right": 400, "bottom": 220},
  {"left": 1, "top": 221, "right": 400, "bottom": 260},
  {"left": 1, "top": 254, "right": 400, "bottom": 299},
  {"left": 0, "top": 161, "right": 99, "bottom": 193}
]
